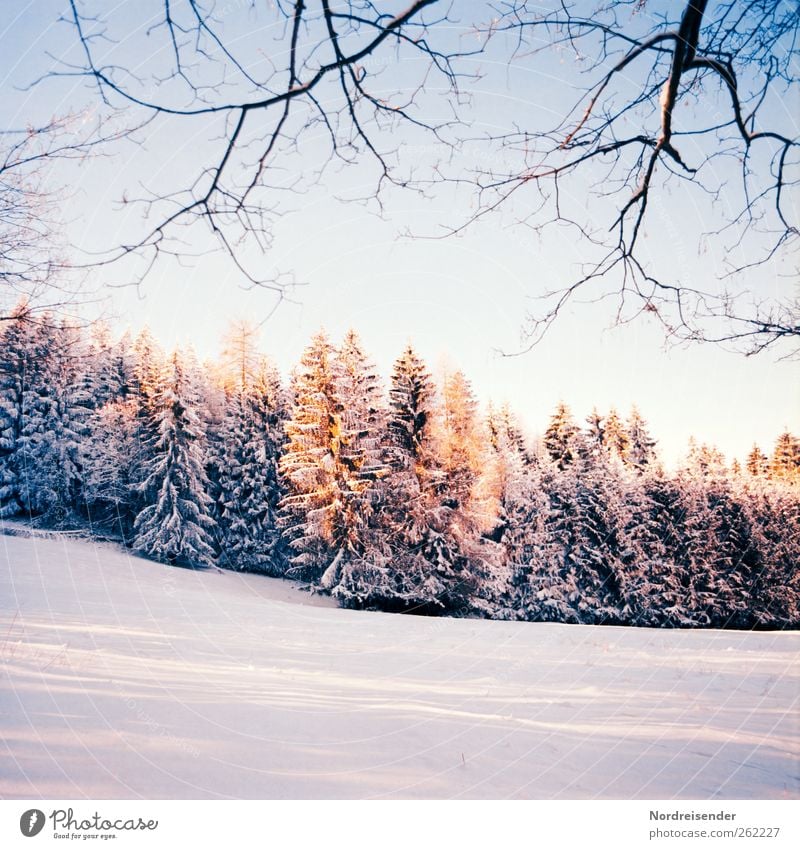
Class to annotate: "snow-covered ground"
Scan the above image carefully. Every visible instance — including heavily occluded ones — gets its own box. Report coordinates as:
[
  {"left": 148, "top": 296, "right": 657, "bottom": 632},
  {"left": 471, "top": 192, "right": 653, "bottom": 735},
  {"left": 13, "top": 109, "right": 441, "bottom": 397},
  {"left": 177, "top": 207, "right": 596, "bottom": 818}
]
[{"left": 1, "top": 527, "right": 798, "bottom": 800}]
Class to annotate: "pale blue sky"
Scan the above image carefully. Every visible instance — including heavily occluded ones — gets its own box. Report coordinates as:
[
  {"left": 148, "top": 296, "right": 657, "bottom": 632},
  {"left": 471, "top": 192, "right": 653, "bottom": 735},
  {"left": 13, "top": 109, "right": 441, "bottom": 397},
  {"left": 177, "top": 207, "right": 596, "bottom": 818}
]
[{"left": 2, "top": 2, "right": 797, "bottom": 465}]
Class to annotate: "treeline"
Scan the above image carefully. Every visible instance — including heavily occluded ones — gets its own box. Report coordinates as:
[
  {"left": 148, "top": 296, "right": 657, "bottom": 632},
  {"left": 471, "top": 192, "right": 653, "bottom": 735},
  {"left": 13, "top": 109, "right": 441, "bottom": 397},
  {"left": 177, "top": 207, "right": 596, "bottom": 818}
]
[{"left": 1, "top": 304, "right": 798, "bottom": 629}]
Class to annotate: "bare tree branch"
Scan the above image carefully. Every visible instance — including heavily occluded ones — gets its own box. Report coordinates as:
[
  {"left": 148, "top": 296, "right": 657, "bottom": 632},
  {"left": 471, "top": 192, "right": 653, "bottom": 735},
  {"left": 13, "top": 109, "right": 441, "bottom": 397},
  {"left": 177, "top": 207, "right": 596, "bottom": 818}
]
[
  {"left": 39, "top": 0, "right": 483, "bottom": 290},
  {"left": 453, "top": 0, "right": 799, "bottom": 354},
  {"left": 19, "top": 0, "right": 799, "bottom": 355},
  {"left": 0, "top": 112, "right": 134, "bottom": 319}
]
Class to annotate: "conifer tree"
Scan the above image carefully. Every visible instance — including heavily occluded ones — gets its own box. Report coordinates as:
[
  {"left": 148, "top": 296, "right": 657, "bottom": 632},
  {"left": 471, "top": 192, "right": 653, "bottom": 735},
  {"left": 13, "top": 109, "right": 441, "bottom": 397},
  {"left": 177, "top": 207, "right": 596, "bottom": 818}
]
[
  {"left": 439, "top": 371, "right": 480, "bottom": 501},
  {"left": 387, "top": 344, "right": 434, "bottom": 462},
  {"left": 484, "top": 405, "right": 546, "bottom": 619},
  {"left": 335, "top": 345, "right": 491, "bottom": 613},
  {"left": 132, "top": 329, "right": 166, "bottom": 418},
  {"left": 543, "top": 402, "right": 582, "bottom": 468},
  {"left": 128, "top": 330, "right": 167, "bottom": 508},
  {"left": 216, "top": 357, "right": 287, "bottom": 572},
  {"left": 435, "top": 370, "right": 503, "bottom": 610},
  {"left": 358, "top": 364, "right": 498, "bottom": 614},
  {"left": 510, "top": 456, "right": 586, "bottom": 623},
  {"left": 551, "top": 453, "right": 636, "bottom": 623},
  {"left": 16, "top": 320, "right": 90, "bottom": 524},
  {"left": 370, "top": 345, "right": 451, "bottom": 611},
  {"left": 219, "top": 319, "right": 262, "bottom": 393},
  {"left": 132, "top": 351, "right": 216, "bottom": 567},
  {"left": 626, "top": 406, "right": 657, "bottom": 469},
  {"left": 83, "top": 330, "right": 140, "bottom": 534},
  {"left": 771, "top": 431, "right": 800, "bottom": 481},
  {"left": 323, "top": 330, "right": 391, "bottom": 594},
  {"left": 670, "top": 442, "right": 746, "bottom": 626},
  {"left": 279, "top": 331, "right": 345, "bottom": 580},
  {"left": 84, "top": 398, "right": 140, "bottom": 535},
  {"left": 603, "top": 407, "right": 631, "bottom": 461},
  {"left": 632, "top": 469, "right": 692, "bottom": 626},
  {"left": 110, "top": 330, "right": 136, "bottom": 401},
  {"left": 746, "top": 444, "right": 769, "bottom": 476},
  {"left": 0, "top": 302, "right": 43, "bottom": 517},
  {"left": 748, "top": 483, "right": 800, "bottom": 626},
  {"left": 584, "top": 408, "right": 605, "bottom": 458},
  {"left": 84, "top": 321, "right": 132, "bottom": 409}
]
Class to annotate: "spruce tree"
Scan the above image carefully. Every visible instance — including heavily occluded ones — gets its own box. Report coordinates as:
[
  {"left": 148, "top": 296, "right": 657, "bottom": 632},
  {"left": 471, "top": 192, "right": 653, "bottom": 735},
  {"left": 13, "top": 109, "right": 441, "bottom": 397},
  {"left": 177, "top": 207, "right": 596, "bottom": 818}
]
[
  {"left": 583, "top": 408, "right": 605, "bottom": 459},
  {"left": 278, "top": 331, "right": 344, "bottom": 580},
  {"left": 603, "top": 407, "right": 631, "bottom": 462},
  {"left": 387, "top": 344, "right": 434, "bottom": 461},
  {"left": 324, "top": 330, "right": 391, "bottom": 598},
  {"left": 626, "top": 406, "right": 657, "bottom": 469},
  {"left": 484, "top": 405, "right": 545, "bottom": 619},
  {"left": 16, "top": 320, "right": 90, "bottom": 525},
  {"left": 551, "top": 452, "right": 638, "bottom": 624},
  {"left": 748, "top": 483, "right": 800, "bottom": 626},
  {"left": 0, "top": 302, "right": 42, "bottom": 517},
  {"left": 84, "top": 398, "right": 140, "bottom": 535},
  {"left": 128, "top": 329, "right": 167, "bottom": 511},
  {"left": 132, "top": 351, "right": 216, "bottom": 567},
  {"left": 84, "top": 330, "right": 140, "bottom": 534},
  {"left": 771, "top": 431, "right": 800, "bottom": 481},
  {"left": 543, "top": 402, "right": 581, "bottom": 468},
  {"left": 83, "top": 321, "right": 132, "bottom": 409},
  {"left": 746, "top": 444, "right": 769, "bottom": 476},
  {"left": 626, "top": 468, "right": 689, "bottom": 626},
  {"left": 432, "top": 369, "right": 501, "bottom": 611},
  {"left": 216, "top": 357, "right": 286, "bottom": 572},
  {"left": 364, "top": 358, "right": 496, "bottom": 614},
  {"left": 671, "top": 441, "right": 749, "bottom": 627},
  {"left": 375, "top": 345, "right": 450, "bottom": 611},
  {"left": 514, "top": 456, "right": 587, "bottom": 623},
  {"left": 219, "top": 319, "right": 262, "bottom": 393}
]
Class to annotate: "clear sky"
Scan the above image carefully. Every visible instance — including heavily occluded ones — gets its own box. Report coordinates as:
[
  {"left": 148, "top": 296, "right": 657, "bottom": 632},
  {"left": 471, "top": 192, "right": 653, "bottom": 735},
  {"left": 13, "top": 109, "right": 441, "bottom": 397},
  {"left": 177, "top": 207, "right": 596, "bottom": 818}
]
[{"left": 2, "top": 2, "right": 797, "bottom": 466}]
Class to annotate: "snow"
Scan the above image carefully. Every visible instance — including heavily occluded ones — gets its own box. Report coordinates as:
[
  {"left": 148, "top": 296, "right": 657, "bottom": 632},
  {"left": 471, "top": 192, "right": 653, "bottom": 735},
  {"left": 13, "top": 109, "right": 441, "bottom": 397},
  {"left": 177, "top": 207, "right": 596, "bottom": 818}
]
[{"left": 1, "top": 528, "right": 798, "bottom": 800}]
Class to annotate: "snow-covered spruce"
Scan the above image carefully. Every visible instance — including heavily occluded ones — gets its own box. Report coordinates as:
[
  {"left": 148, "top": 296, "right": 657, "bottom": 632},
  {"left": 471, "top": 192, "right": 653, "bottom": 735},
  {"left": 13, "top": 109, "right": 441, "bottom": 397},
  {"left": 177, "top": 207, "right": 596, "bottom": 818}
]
[
  {"left": 1, "top": 310, "right": 90, "bottom": 525},
  {"left": 132, "top": 351, "right": 216, "bottom": 567},
  {"left": 0, "top": 306, "right": 798, "bottom": 626},
  {"left": 214, "top": 357, "right": 286, "bottom": 573}
]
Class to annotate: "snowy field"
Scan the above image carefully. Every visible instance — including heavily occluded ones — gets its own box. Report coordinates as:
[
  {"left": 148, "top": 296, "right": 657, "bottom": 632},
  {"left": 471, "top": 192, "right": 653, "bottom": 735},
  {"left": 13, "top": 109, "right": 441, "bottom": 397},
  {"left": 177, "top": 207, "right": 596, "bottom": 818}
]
[{"left": 1, "top": 528, "right": 798, "bottom": 800}]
